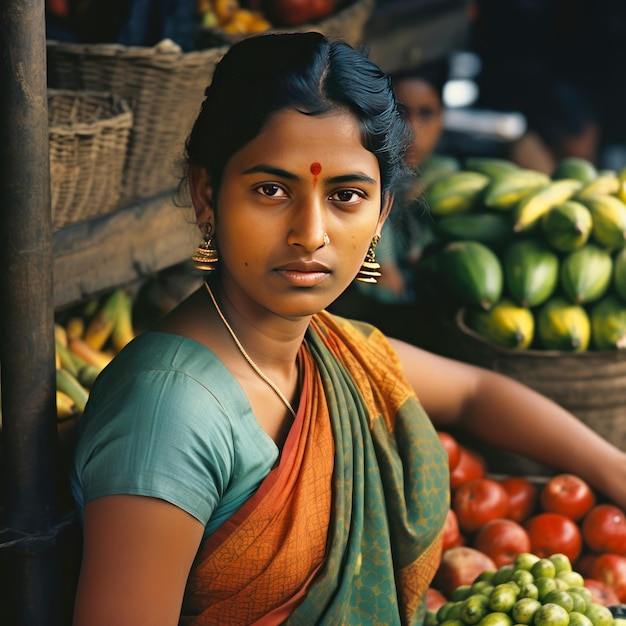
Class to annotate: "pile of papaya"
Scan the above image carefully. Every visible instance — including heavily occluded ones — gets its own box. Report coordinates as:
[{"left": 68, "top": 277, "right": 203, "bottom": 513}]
[{"left": 419, "top": 154, "right": 626, "bottom": 352}]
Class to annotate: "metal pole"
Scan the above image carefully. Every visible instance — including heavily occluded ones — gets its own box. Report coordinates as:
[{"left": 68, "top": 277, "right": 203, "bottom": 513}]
[{"left": 0, "top": 0, "right": 63, "bottom": 624}]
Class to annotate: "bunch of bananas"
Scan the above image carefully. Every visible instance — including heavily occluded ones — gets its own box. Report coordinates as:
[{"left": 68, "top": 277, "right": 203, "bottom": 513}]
[
  {"left": 55, "top": 288, "right": 135, "bottom": 419},
  {"left": 198, "top": 0, "right": 271, "bottom": 36},
  {"left": 419, "top": 155, "right": 626, "bottom": 352}
]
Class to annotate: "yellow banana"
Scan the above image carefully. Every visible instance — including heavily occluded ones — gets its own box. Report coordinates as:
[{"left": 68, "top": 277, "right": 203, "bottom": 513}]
[
  {"left": 56, "top": 389, "right": 79, "bottom": 420},
  {"left": 111, "top": 290, "right": 135, "bottom": 353},
  {"left": 69, "top": 337, "right": 112, "bottom": 371},
  {"left": 65, "top": 316, "right": 85, "bottom": 341},
  {"left": 576, "top": 171, "right": 621, "bottom": 199},
  {"left": 54, "top": 322, "right": 68, "bottom": 348},
  {"left": 56, "top": 367, "right": 89, "bottom": 413},
  {"left": 84, "top": 290, "right": 124, "bottom": 351}
]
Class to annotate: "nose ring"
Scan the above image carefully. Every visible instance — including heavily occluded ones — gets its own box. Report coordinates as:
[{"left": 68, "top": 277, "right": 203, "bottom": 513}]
[{"left": 322, "top": 232, "right": 330, "bottom": 247}]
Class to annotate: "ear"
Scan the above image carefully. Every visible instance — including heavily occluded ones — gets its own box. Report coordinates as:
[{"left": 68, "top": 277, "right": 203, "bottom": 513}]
[
  {"left": 189, "top": 165, "right": 214, "bottom": 226},
  {"left": 375, "top": 192, "right": 394, "bottom": 236}
]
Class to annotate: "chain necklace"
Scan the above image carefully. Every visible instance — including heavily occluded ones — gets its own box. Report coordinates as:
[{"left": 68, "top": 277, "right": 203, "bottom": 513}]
[{"left": 204, "top": 281, "right": 297, "bottom": 419}]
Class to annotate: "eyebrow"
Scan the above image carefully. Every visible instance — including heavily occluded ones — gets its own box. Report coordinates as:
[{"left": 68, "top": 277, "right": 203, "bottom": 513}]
[{"left": 242, "top": 164, "right": 377, "bottom": 185}]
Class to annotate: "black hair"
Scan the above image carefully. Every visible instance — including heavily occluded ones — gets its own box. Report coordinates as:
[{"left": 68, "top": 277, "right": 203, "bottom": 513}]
[
  {"left": 391, "top": 57, "right": 450, "bottom": 102},
  {"left": 183, "top": 32, "right": 412, "bottom": 203}
]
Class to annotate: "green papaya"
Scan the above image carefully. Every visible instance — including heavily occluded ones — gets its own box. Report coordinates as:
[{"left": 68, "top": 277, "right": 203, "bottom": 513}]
[
  {"left": 426, "top": 171, "right": 491, "bottom": 216},
  {"left": 613, "top": 247, "right": 626, "bottom": 302},
  {"left": 552, "top": 157, "right": 598, "bottom": 184},
  {"left": 560, "top": 244, "right": 613, "bottom": 304},
  {"left": 464, "top": 156, "right": 519, "bottom": 178},
  {"left": 537, "top": 297, "right": 591, "bottom": 351},
  {"left": 419, "top": 154, "right": 461, "bottom": 189},
  {"left": 541, "top": 200, "right": 593, "bottom": 253},
  {"left": 434, "top": 212, "right": 513, "bottom": 247},
  {"left": 581, "top": 194, "right": 626, "bottom": 249},
  {"left": 590, "top": 294, "right": 626, "bottom": 350},
  {"left": 467, "top": 299, "right": 535, "bottom": 349},
  {"left": 439, "top": 240, "right": 503, "bottom": 310},
  {"left": 503, "top": 239, "right": 559, "bottom": 308},
  {"left": 483, "top": 169, "right": 551, "bottom": 211}
]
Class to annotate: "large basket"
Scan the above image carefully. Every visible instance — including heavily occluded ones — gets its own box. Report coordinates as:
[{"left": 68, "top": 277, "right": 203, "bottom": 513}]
[
  {"left": 451, "top": 308, "right": 626, "bottom": 450},
  {"left": 48, "top": 89, "right": 133, "bottom": 230},
  {"left": 197, "top": 0, "right": 375, "bottom": 48},
  {"left": 47, "top": 40, "right": 229, "bottom": 205}
]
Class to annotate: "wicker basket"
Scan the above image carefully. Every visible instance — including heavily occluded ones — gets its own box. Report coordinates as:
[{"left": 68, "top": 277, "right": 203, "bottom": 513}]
[
  {"left": 196, "top": 0, "right": 375, "bottom": 48},
  {"left": 450, "top": 308, "right": 626, "bottom": 450},
  {"left": 47, "top": 40, "right": 229, "bottom": 205},
  {"left": 49, "top": 90, "right": 133, "bottom": 230}
]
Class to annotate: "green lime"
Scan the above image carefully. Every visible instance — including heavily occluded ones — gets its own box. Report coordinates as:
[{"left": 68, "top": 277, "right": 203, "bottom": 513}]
[
  {"left": 549, "top": 553, "right": 573, "bottom": 573},
  {"left": 489, "top": 583, "right": 519, "bottom": 613},
  {"left": 511, "top": 569, "right": 534, "bottom": 588},
  {"left": 567, "top": 588, "right": 590, "bottom": 613},
  {"left": 542, "top": 589, "right": 575, "bottom": 612},
  {"left": 518, "top": 583, "right": 539, "bottom": 600},
  {"left": 585, "top": 602, "right": 614, "bottom": 626},
  {"left": 461, "top": 593, "right": 490, "bottom": 624},
  {"left": 492, "top": 565, "right": 515, "bottom": 585},
  {"left": 556, "top": 570, "right": 584, "bottom": 588},
  {"left": 535, "top": 576, "right": 558, "bottom": 600},
  {"left": 569, "top": 585, "right": 592, "bottom": 607},
  {"left": 424, "top": 609, "right": 439, "bottom": 626},
  {"left": 533, "top": 602, "right": 570, "bottom": 626},
  {"left": 439, "top": 619, "right": 465, "bottom": 626},
  {"left": 471, "top": 582, "right": 495, "bottom": 600},
  {"left": 511, "top": 597, "right": 542, "bottom": 624},
  {"left": 438, "top": 600, "right": 463, "bottom": 622},
  {"left": 437, "top": 601, "right": 455, "bottom": 622},
  {"left": 477, "top": 611, "right": 514, "bottom": 626},
  {"left": 531, "top": 558, "right": 557, "bottom": 580},
  {"left": 452, "top": 585, "right": 474, "bottom": 602},
  {"left": 514, "top": 553, "right": 541, "bottom": 572},
  {"left": 475, "top": 570, "right": 496, "bottom": 583},
  {"left": 569, "top": 611, "right": 594, "bottom": 626}
]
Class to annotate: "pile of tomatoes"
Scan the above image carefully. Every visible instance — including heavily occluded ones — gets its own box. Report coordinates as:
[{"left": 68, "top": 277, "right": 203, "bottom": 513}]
[{"left": 431, "top": 431, "right": 626, "bottom": 607}]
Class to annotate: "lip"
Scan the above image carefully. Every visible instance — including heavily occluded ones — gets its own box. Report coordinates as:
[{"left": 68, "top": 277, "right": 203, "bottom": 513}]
[{"left": 274, "top": 259, "right": 331, "bottom": 286}]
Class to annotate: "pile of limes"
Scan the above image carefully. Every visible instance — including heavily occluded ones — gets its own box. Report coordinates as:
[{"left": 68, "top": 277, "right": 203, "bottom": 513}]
[{"left": 427, "top": 552, "right": 617, "bottom": 626}]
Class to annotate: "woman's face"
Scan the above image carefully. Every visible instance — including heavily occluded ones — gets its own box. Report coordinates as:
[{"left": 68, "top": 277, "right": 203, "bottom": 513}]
[
  {"left": 394, "top": 77, "right": 444, "bottom": 168},
  {"left": 202, "top": 108, "right": 389, "bottom": 319}
]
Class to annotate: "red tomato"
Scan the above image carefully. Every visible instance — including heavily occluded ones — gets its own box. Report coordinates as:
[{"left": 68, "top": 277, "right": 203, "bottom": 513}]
[
  {"left": 525, "top": 512, "right": 583, "bottom": 563},
  {"left": 473, "top": 517, "right": 532, "bottom": 567},
  {"left": 426, "top": 587, "right": 448, "bottom": 611},
  {"left": 437, "top": 431, "right": 461, "bottom": 471},
  {"left": 453, "top": 477, "right": 510, "bottom": 534},
  {"left": 540, "top": 473, "right": 596, "bottom": 521},
  {"left": 449, "top": 446, "right": 486, "bottom": 490},
  {"left": 442, "top": 508, "right": 464, "bottom": 551},
  {"left": 500, "top": 476, "right": 538, "bottom": 523},
  {"left": 582, "top": 504, "right": 626, "bottom": 554},
  {"left": 589, "top": 553, "right": 626, "bottom": 602},
  {"left": 584, "top": 577, "right": 621, "bottom": 606}
]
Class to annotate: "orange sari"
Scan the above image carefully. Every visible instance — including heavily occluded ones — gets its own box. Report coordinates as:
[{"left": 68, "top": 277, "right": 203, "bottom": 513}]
[{"left": 181, "top": 312, "right": 449, "bottom": 625}]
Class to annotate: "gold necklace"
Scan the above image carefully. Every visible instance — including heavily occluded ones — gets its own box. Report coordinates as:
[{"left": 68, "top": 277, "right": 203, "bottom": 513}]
[{"left": 204, "top": 281, "right": 297, "bottom": 419}]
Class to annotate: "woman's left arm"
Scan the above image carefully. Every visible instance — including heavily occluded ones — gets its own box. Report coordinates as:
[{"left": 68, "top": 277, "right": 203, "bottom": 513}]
[{"left": 389, "top": 338, "right": 626, "bottom": 510}]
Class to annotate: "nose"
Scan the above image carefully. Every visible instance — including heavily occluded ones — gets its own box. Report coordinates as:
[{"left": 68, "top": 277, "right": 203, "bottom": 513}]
[{"left": 287, "top": 197, "right": 328, "bottom": 252}]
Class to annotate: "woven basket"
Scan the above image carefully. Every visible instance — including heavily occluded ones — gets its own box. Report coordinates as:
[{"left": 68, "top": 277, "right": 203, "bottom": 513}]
[
  {"left": 47, "top": 40, "right": 229, "bottom": 205},
  {"left": 197, "top": 0, "right": 375, "bottom": 48},
  {"left": 451, "top": 308, "right": 626, "bottom": 450},
  {"left": 49, "top": 90, "right": 132, "bottom": 230}
]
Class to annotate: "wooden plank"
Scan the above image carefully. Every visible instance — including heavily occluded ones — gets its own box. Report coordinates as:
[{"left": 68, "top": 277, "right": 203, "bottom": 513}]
[{"left": 52, "top": 192, "right": 198, "bottom": 309}]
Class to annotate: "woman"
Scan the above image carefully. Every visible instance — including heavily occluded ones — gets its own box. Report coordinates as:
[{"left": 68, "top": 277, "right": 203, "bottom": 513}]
[{"left": 71, "top": 33, "right": 626, "bottom": 625}]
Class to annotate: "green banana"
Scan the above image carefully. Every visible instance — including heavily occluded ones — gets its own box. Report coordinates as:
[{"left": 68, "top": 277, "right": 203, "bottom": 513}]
[
  {"left": 483, "top": 169, "right": 551, "bottom": 211},
  {"left": 581, "top": 194, "right": 626, "bottom": 249},
  {"left": 426, "top": 171, "right": 491, "bottom": 216}
]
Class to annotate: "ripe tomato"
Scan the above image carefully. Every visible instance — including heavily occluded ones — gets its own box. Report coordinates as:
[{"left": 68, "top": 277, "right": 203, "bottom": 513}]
[
  {"left": 437, "top": 431, "right": 461, "bottom": 471},
  {"left": 589, "top": 553, "right": 626, "bottom": 602},
  {"left": 525, "top": 512, "right": 583, "bottom": 563},
  {"left": 426, "top": 587, "right": 448, "bottom": 611},
  {"left": 449, "top": 446, "right": 486, "bottom": 490},
  {"left": 442, "top": 508, "right": 464, "bottom": 551},
  {"left": 540, "top": 473, "right": 596, "bottom": 521},
  {"left": 500, "top": 475, "right": 538, "bottom": 523},
  {"left": 473, "top": 517, "right": 532, "bottom": 567},
  {"left": 453, "top": 477, "right": 509, "bottom": 534},
  {"left": 584, "top": 577, "right": 621, "bottom": 606},
  {"left": 582, "top": 504, "right": 626, "bottom": 554}
]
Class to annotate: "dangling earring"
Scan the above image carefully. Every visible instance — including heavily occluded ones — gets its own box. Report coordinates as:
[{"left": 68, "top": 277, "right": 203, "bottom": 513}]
[
  {"left": 192, "top": 223, "right": 219, "bottom": 271},
  {"left": 356, "top": 235, "right": 381, "bottom": 283}
]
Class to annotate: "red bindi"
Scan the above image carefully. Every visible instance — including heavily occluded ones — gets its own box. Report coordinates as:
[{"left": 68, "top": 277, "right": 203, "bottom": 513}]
[{"left": 310, "top": 162, "right": 322, "bottom": 176}]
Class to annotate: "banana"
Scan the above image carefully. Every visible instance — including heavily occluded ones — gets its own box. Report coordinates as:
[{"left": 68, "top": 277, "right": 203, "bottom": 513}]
[
  {"left": 581, "top": 194, "right": 626, "bottom": 249},
  {"left": 56, "top": 367, "right": 89, "bottom": 413},
  {"left": 55, "top": 336, "right": 80, "bottom": 377},
  {"left": 483, "top": 169, "right": 551, "bottom": 211},
  {"left": 575, "top": 171, "right": 621, "bottom": 199},
  {"left": 512, "top": 179, "right": 583, "bottom": 232},
  {"left": 464, "top": 156, "right": 519, "bottom": 178},
  {"left": 467, "top": 298, "right": 535, "bottom": 349},
  {"left": 65, "top": 316, "right": 85, "bottom": 341},
  {"left": 426, "top": 171, "right": 490, "bottom": 216},
  {"left": 77, "top": 363, "right": 102, "bottom": 389},
  {"left": 111, "top": 289, "right": 135, "bottom": 353},
  {"left": 84, "top": 289, "right": 124, "bottom": 351},
  {"left": 537, "top": 297, "right": 591, "bottom": 352},
  {"left": 54, "top": 322, "right": 68, "bottom": 348},
  {"left": 68, "top": 337, "right": 112, "bottom": 371},
  {"left": 56, "top": 389, "right": 79, "bottom": 420}
]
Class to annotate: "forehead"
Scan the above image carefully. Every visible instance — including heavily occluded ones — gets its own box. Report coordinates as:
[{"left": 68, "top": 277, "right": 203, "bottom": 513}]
[{"left": 394, "top": 78, "right": 440, "bottom": 108}]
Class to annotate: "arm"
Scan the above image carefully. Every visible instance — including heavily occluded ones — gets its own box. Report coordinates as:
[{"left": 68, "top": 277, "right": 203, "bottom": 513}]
[
  {"left": 389, "top": 338, "right": 626, "bottom": 510},
  {"left": 74, "top": 495, "right": 205, "bottom": 626}
]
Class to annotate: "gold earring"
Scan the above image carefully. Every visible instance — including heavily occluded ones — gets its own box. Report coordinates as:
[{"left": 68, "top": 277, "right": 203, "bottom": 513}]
[
  {"left": 356, "top": 235, "right": 381, "bottom": 283},
  {"left": 192, "top": 224, "right": 219, "bottom": 271}
]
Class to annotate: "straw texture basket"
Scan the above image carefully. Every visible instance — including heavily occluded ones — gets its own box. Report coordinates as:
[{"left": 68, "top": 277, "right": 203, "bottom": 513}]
[
  {"left": 451, "top": 309, "right": 626, "bottom": 450},
  {"left": 47, "top": 40, "right": 229, "bottom": 205},
  {"left": 197, "top": 0, "right": 375, "bottom": 48},
  {"left": 48, "top": 89, "right": 132, "bottom": 230}
]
